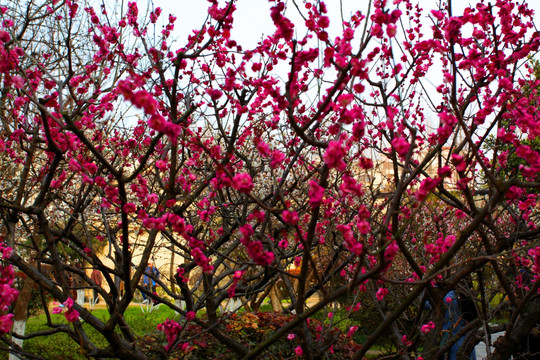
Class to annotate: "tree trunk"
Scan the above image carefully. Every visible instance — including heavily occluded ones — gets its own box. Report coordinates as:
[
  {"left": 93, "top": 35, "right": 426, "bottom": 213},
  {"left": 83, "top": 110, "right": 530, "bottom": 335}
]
[
  {"left": 270, "top": 285, "right": 282, "bottom": 312},
  {"left": 10, "top": 276, "right": 33, "bottom": 360},
  {"left": 492, "top": 296, "right": 540, "bottom": 360}
]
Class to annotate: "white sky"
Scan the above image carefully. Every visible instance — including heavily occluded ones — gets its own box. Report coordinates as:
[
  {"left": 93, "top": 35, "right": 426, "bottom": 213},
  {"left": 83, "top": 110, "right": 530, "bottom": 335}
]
[
  {"left": 151, "top": 0, "right": 540, "bottom": 49},
  {"left": 146, "top": 0, "right": 540, "bottom": 121}
]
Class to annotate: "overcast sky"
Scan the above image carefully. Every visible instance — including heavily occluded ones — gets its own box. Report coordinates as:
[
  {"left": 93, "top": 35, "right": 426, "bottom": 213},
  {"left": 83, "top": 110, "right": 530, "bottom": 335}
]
[{"left": 151, "top": 0, "right": 540, "bottom": 49}]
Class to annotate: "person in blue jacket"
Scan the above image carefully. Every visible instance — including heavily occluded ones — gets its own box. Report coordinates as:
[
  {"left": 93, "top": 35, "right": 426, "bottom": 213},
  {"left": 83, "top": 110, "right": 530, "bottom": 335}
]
[
  {"left": 141, "top": 262, "right": 159, "bottom": 303},
  {"left": 442, "top": 289, "right": 477, "bottom": 360}
]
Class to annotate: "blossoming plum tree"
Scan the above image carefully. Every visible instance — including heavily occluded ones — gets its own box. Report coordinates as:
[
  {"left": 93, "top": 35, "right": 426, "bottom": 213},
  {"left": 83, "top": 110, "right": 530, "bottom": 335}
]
[{"left": 1, "top": 0, "right": 540, "bottom": 359}]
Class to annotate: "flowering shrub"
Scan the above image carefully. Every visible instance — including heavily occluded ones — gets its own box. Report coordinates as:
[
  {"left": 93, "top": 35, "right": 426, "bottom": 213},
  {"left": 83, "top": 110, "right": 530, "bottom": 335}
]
[
  {"left": 152, "top": 312, "right": 361, "bottom": 359},
  {"left": 0, "top": 0, "right": 539, "bottom": 359}
]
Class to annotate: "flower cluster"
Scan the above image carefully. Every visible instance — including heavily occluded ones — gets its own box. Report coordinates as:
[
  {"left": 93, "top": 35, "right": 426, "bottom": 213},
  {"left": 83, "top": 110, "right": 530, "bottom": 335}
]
[
  {"left": 227, "top": 270, "right": 244, "bottom": 298},
  {"left": 52, "top": 297, "right": 79, "bottom": 323},
  {"left": 0, "top": 242, "right": 18, "bottom": 334},
  {"left": 157, "top": 318, "right": 181, "bottom": 351},
  {"left": 420, "top": 321, "right": 435, "bottom": 334},
  {"left": 117, "top": 80, "right": 180, "bottom": 142},
  {"left": 239, "top": 224, "right": 274, "bottom": 266}
]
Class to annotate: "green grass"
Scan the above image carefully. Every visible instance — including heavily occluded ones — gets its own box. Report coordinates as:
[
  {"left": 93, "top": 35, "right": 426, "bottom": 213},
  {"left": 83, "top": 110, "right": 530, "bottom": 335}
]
[
  {"left": 1, "top": 303, "right": 393, "bottom": 359},
  {"left": 1, "top": 306, "right": 179, "bottom": 360}
]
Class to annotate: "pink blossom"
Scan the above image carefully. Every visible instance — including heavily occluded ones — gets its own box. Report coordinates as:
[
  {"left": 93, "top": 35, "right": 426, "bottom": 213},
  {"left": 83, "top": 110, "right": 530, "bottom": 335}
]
[
  {"left": 282, "top": 210, "right": 299, "bottom": 225},
  {"left": 63, "top": 297, "right": 74, "bottom": 308},
  {"left": 308, "top": 180, "right": 324, "bottom": 207},
  {"left": 65, "top": 308, "right": 79, "bottom": 323},
  {"left": 83, "top": 162, "right": 98, "bottom": 174},
  {"left": 451, "top": 153, "right": 467, "bottom": 172},
  {"left": 347, "top": 325, "right": 359, "bottom": 337},
  {"left": 190, "top": 248, "right": 214, "bottom": 273},
  {"left": 430, "top": 10, "right": 445, "bottom": 21},
  {"left": 147, "top": 193, "right": 159, "bottom": 204},
  {"left": 245, "top": 241, "right": 275, "bottom": 266},
  {"left": 228, "top": 270, "right": 243, "bottom": 298},
  {"left": 233, "top": 271, "right": 243, "bottom": 280},
  {"left": 51, "top": 297, "right": 79, "bottom": 322},
  {"left": 340, "top": 174, "right": 364, "bottom": 197},
  {"left": 270, "top": 150, "right": 285, "bottom": 169},
  {"left": 391, "top": 137, "right": 410, "bottom": 157},
  {"left": 421, "top": 321, "right": 435, "bottom": 334},
  {"left": 444, "top": 235, "right": 456, "bottom": 248},
  {"left": 415, "top": 177, "right": 441, "bottom": 201},
  {"left": 149, "top": 7, "right": 161, "bottom": 23},
  {"left": 287, "top": 333, "right": 296, "bottom": 340},
  {"left": 445, "top": 17, "right": 463, "bottom": 43},
  {"left": 376, "top": 288, "right": 389, "bottom": 301},
  {"left": 239, "top": 224, "right": 274, "bottom": 265},
  {"left": 437, "top": 166, "right": 452, "bottom": 178},
  {"left": 247, "top": 209, "right": 264, "bottom": 223},
  {"left": 239, "top": 224, "right": 254, "bottom": 240},
  {"left": 294, "top": 346, "right": 303, "bottom": 356},
  {"left": 0, "top": 285, "right": 18, "bottom": 310},
  {"left": 157, "top": 319, "right": 181, "bottom": 350},
  {"left": 317, "top": 15, "right": 329, "bottom": 29},
  {"left": 10, "top": 76, "right": 24, "bottom": 89},
  {"left": 0, "top": 314, "right": 13, "bottom": 334},
  {"left": 67, "top": 0, "right": 78, "bottom": 18},
  {"left": 270, "top": 2, "right": 294, "bottom": 41},
  {"left": 357, "top": 220, "right": 371, "bottom": 235},
  {"left": 123, "top": 203, "right": 137, "bottom": 213},
  {"left": 358, "top": 157, "right": 373, "bottom": 169},
  {"left": 0, "top": 30, "right": 10, "bottom": 44},
  {"left": 384, "top": 242, "right": 399, "bottom": 261},
  {"left": 386, "top": 24, "right": 397, "bottom": 37},
  {"left": 206, "top": 88, "right": 223, "bottom": 101},
  {"left": 401, "top": 334, "right": 412, "bottom": 346},
  {"left": 68, "top": 158, "right": 82, "bottom": 171},
  {"left": 529, "top": 246, "right": 540, "bottom": 273},
  {"left": 323, "top": 141, "right": 347, "bottom": 171},
  {"left": 0, "top": 246, "right": 12, "bottom": 260},
  {"left": 2, "top": 19, "right": 14, "bottom": 28},
  {"left": 371, "top": 23, "right": 383, "bottom": 38},
  {"left": 415, "top": 39, "right": 440, "bottom": 53},
  {"left": 337, "top": 224, "right": 363, "bottom": 256},
  {"left": 232, "top": 173, "right": 254, "bottom": 193},
  {"left": 155, "top": 160, "right": 168, "bottom": 171},
  {"left": 256, "top": 141, "right": 270, "bottom": 157},
  {"left": 389, "top": 9, "right": 402, "bottom": 23},
  {"left": 338, "top": 94, "right": 354, "bottom": 106}
]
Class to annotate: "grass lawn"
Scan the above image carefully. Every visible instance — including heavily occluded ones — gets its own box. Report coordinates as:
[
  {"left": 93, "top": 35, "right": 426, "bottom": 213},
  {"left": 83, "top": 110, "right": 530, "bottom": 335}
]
[
  {"left": 1, "top": 305, "right": 179, "bottom": 360},
  {"left": 1, "top": 303, "right": 383, "bottom": 359}
]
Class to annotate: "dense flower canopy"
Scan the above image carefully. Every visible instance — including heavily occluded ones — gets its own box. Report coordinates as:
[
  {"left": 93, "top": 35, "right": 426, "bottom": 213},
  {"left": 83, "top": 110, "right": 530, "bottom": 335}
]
[{"left": 1, "top": 0, "right": 540, "bottom": 359}]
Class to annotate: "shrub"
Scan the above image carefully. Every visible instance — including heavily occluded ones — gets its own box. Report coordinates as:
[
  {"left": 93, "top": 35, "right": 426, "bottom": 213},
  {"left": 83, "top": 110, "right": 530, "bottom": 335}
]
[{"left": 147, "top": 311, "right": 361, "bottom": 359}]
